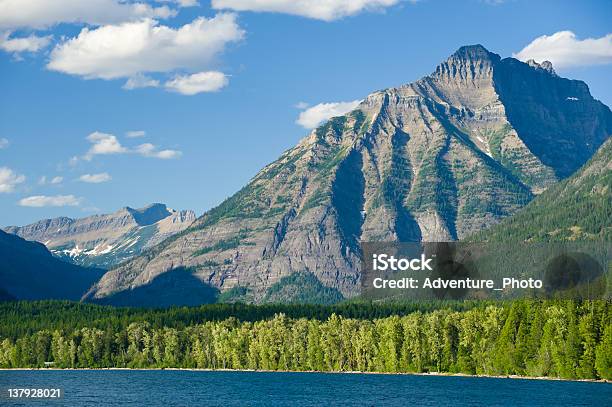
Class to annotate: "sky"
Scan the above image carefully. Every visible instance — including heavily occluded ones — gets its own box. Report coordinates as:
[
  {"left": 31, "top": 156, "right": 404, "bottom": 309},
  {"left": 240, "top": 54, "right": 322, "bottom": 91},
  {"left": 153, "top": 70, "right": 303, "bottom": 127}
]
[{"left": 1, "top": 0, "right": 611, "bottom": 226}]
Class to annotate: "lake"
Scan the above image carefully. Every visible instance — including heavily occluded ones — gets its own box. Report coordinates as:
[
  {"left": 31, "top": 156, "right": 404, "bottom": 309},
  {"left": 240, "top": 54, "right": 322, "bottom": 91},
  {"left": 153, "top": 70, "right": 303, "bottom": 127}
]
[{"left": 0, "top": 370, "right": 610, "bottom": 406}]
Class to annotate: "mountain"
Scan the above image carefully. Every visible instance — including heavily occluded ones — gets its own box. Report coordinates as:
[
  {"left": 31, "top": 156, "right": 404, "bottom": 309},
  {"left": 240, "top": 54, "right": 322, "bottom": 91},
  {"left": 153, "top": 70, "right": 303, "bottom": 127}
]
[
  {"left": 472, "top": 137, "right": 611, "bottom": 242},
  {"left": 4, "top": 203, "right": 196, "bottom": 269},
  {"left": 86, "top": 45, "right": 612, "bottom": 305},
  {"left": 0, "top": 229, "right": 105, "bottom": 300}
]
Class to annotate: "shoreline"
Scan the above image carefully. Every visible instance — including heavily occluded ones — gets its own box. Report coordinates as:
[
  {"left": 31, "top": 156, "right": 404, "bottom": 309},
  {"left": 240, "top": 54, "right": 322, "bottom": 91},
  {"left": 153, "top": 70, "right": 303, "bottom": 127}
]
[{"left": 1, "top": 368, "right": 609, "bottom": 383}]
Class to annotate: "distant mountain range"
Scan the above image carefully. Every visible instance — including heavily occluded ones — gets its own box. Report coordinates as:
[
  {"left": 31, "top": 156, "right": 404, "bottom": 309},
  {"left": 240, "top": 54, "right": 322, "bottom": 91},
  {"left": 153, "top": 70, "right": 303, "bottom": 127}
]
[
  {"left": 4, "top": 203, "right": 195, "bottom": 269},
  {"left": 80, "top": 45, "right": 611, "bottom": 305},
  {"left": 0, "top": 229, "right": 104, "bottom": 300}
]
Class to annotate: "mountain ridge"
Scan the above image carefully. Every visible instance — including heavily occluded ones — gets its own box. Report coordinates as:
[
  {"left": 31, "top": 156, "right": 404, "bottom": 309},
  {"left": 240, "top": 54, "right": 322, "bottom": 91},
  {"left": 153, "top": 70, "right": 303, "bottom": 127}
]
[
  {"left": 0, "top": 229, "right": 104, "bottom": 300},
  {"left": 3, "top": 203, "right": 196, "bottom": 269},
  {"left": 471, "top": 137, "right": 612, "bottom": 242},
  {"left": 86, "top": 45, "right": 612, "bottom": 304}
]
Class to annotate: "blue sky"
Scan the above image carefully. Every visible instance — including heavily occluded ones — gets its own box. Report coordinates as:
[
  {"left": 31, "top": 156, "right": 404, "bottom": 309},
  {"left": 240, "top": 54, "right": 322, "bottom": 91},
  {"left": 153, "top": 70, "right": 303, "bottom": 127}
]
[{"left": 1, "top": 0, "right": 611, "bottom": 226}]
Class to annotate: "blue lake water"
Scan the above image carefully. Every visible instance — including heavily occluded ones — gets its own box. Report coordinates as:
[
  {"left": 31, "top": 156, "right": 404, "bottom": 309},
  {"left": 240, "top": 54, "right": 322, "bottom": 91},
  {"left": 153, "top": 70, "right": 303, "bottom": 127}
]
[{"left": 0, "top": 370, "right": 610, "bottom": 406}]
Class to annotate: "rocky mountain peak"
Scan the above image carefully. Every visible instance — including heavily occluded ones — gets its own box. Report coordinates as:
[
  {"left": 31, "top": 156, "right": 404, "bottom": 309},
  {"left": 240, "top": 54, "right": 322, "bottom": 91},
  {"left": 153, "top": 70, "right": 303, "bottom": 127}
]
[
  {"left": 86, "top": 45, "right": 612, "bottom": 305},
  {"left": 126, "top": 203, "right": 172, "bottom": 226},
  {"left": 433, "top": 44, "right": 500, "bottom": 79},
  {"left": 526, "top": 59, "right": 557, "bottom": 75},
  {"left": 450, "top": 44, "right": 501, "bottom": 63}
]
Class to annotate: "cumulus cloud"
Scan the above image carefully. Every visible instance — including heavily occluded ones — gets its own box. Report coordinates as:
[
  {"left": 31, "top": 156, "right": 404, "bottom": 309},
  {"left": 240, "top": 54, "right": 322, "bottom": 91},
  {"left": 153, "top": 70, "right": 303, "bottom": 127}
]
[
  {"left": 0, "top": 0, "right": 175, "bottom": 31},
  {"left": 294, "top": 101, "right": 309, "bottom": 109},
  {"left": 84, "top": 132, "right": 127, "bottom": 160},
  {"left": 514, "top": 31, "right": 612, "bottom": 69},
  {"left": 79, "top": 173, "right": 112, "bottom": 183},
  {"left": 135, "top": 143, "right": 182, "bottom": 159},
  {"left": 81, "top": 131, "right": 181, "bottom": 160},
  {"left": 126, "top": 130, "right": 146, "bottom": 138},
  {"left": 123, "top": 74, "right": 160, "bottom": 90},
  {"left": 165, "top": 71, "right": 228, "bottom": 95},
  {"left": 0, "top": 167, "right": 25, "bottom": 193},
  {"left": 211, "top": 0, "right": 402, "bottom": 21},
  {"left": 0, "top": 138, "right": 8, "bottom": 149},
  {"left": 0, "top": 32, "right": 52, "bottom": 53},
  {"left": 19, "top": 194, "right": 82, "bottom": 207},
  {"left": 296, "top": 100, "right": 362, "bottom": 129},
  {"left": 47, "top": 14, "right": 244, "bottom": 80},
  {"left": 51, "top": 176, "right": 63, "bottom": 184}
]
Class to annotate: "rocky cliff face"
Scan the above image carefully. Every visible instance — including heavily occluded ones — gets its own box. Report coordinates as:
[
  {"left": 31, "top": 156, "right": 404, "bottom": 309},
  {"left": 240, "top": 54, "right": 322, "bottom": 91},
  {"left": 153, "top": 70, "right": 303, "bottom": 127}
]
[
  {"left": 86, "top": 45, "right": 612, "bottom": 304},
  {"left": 4, "top": 203, "right": 196, "bottom": 269}
]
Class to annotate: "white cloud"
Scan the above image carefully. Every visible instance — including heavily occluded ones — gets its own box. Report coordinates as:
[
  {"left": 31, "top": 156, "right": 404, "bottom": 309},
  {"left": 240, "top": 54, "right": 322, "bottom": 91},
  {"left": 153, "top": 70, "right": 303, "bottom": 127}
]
[
  {"left": 0, "top": 32, "right": 52, "bottom": 53},
  {"left": 296, "top": 100, "right": 362, "bottom": 129},
  {"left": 47, "top": 14, "right": 244, "bottom": 80},
  {"left": 0, "top": 138, "right": 8, "bottom": 149},
  {"left": 135, "top": 143, "right": 182, "bottom": 159},
  {"left": 19, "top": 194, "right": 82, "bottom": 207},
  {"left": 84, "top": 131, "right": 127, "bottom": 160},
  {"left": 157, "top": 0, "right": 200, "bottom": 7},
  {"left": 79, "top": 173, "right": 112, "bottom": 183},
  {"left": 0, "top": 0, "right": 176, "bottom": 31},
  {"left": 39, "top": 175, "right": 64, "bottom": 185},
  {"left": 126, "top": 130, "right": 146, "bottom": 138},
  {"left": 0, "top": 167, "right": 25, "bottom": 193},
  {"left": 123, "top": 74, "right": 160, "bottom": 90},
  {"left": 81, "top": 131, "right": 181, "bottom": 160},
  {"left": 295, "top": 101, "right": 309, "bottom": 109},
  {"left": 211, "top": 0, "right": 402, "bottom": 21},
  {"left": 514, "top": 31, "right": 612, "bottom": 69},
  {"left": 165, "top": 71, "right": 228, "bottom": 95}
]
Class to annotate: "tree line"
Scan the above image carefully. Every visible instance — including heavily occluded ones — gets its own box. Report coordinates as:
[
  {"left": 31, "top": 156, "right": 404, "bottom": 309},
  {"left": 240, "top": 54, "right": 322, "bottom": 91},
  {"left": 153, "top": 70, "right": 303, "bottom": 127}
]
[
  {"left": 0, "top": 300, "right": 483, "bottom": 340},
  {"left": 1, "top": 300, "right": 610, "bottom": 380}
]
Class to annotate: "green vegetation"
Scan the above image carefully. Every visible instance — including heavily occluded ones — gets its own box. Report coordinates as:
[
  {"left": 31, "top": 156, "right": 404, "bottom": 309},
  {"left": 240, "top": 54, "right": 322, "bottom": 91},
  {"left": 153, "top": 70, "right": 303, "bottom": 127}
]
[
  {"left": 0, "top": 300, "right": 485, "bottom": 340},
  {"left": 300, "top": 188, "right": 330, "bottom": 212},
  {"left": 196, "top": 260, "right": 220, "bottom": 268},
  {"left": 0, "top": 300, "right": 609, "bottom": 380},
  {"left": 217, "top": 286, "right": 252, "bottom": 303},
  {"left": 195, "top": 183, "right": 268, "bottom": 229},
  {"left": 308, "top": 145, "right": 349, "bottom": 176},
  {"left": 488, "top": 124, "right": 511, "bottom": 162},
  {"left": 263, "top": 272, "right": 344, "bottom": 305},
  {"left": 315, "top": 116, "right": 347, "bottom": 141},
  {"left": 486, "top": 124, "right": 556, "bottom": 188},
  {"left": 258, "top": 149, "right": 306, "bottom": 181},
  {"left": 191, "top": 230, "right": 254, "bottom": 257},
  {"left": 472, "top": 139, "right": 611, "bottom": 242},
  {"left": 351, "top": 110, "right": 369, "bottom": 136},
  {"left": 331, "top": 150, "right": 365, "bottom": 254}
]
